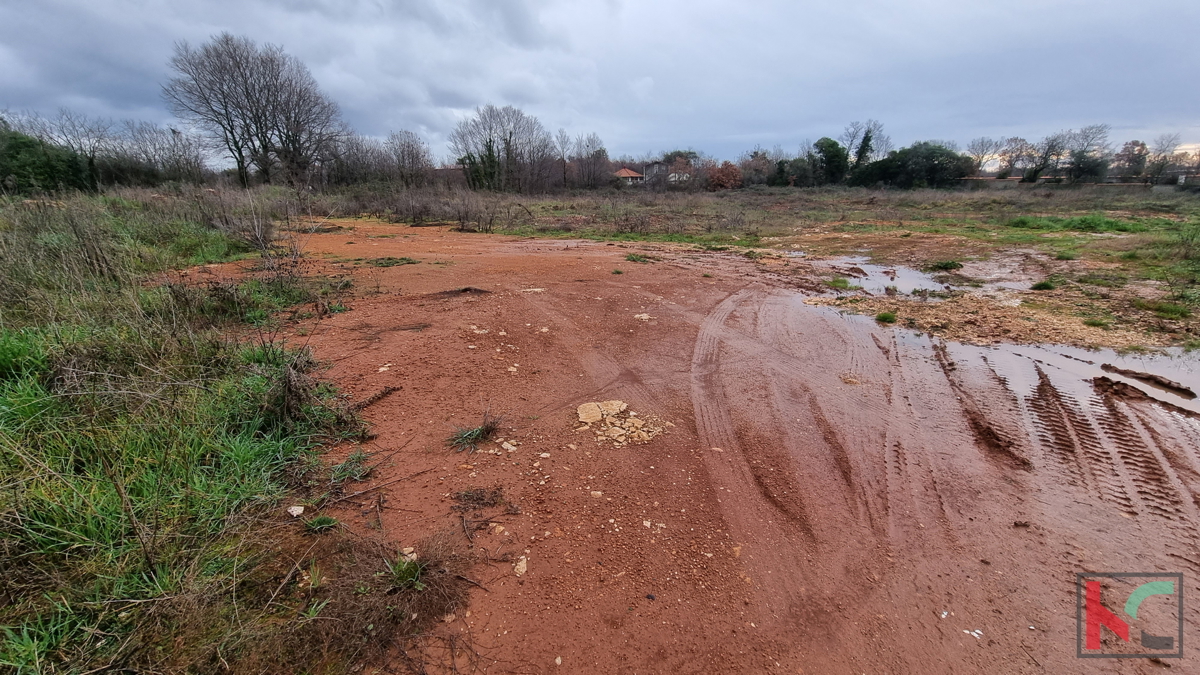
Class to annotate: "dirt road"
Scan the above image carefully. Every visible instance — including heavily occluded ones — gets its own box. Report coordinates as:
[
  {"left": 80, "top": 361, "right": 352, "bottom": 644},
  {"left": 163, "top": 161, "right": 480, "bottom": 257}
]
[{"left": 287, "top": 222, "right": 1200, "bottom": 673}]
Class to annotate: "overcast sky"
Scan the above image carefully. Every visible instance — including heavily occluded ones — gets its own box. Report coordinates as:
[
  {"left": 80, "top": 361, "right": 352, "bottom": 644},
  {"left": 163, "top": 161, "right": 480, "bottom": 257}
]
[{"left": 2, "top": 0, "right": 1198, "bottom": 161}]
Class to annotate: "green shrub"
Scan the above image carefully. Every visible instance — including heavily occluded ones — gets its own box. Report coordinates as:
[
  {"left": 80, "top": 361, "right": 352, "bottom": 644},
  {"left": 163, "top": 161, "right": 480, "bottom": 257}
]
[
  {"left": 1002, "top": 214, "right": 1148, "bottom": 233},
  {"left": 875, "top": 312, "right": 898, "bottom": 324},
  {"left": 926, "top": 260, "right": 963, "bottom": 271},
  {"left": 1133, "top": 298, "right": 1191, "bottom": 320},
  {"left": 1031, "top": 280, "right": 1056, "bottom": 290}
]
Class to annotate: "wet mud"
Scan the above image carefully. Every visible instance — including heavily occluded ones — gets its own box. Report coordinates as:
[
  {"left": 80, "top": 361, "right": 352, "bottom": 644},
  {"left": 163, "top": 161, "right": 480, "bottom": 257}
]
[{"left": 281, "top": 223, "right": 1199, "bottom": 673}]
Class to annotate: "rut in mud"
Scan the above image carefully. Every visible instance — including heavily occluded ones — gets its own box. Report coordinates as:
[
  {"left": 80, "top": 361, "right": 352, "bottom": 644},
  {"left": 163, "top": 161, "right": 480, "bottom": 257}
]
[{"left": 288, "top": 226, "right": 1199, "bottom": 673}]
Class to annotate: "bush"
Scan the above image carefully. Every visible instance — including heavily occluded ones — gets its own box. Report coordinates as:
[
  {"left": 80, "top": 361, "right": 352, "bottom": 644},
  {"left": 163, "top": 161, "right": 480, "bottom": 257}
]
[
  {"left": 875, "top": 311, "right": 898, "bottom": 324},
  {"left": 926, "top": 260, "right": 963, "bottom": 271},
  {"left": 0, "top": 128, "right": 91, "bottom": 193},
  {"left": 1002, "top": 214, "right": 1148, "bottom": 233},
  {"left": 1031, "top": 280, "right": 1056, "bottom": 290},
  {"left": 848, "top": 142, "right": 974, "bottom": 189}
]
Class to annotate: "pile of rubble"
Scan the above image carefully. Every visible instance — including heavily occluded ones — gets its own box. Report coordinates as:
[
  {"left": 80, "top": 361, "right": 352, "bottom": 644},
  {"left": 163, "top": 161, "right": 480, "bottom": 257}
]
[{"left": 575, "top": 400, "right": 669, "bottom": 446}]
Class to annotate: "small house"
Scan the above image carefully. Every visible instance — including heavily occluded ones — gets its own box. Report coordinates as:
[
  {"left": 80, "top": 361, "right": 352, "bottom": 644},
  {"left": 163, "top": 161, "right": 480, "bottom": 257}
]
[{"left": 614, "top": 167, "right": 644, "bottom": 185}]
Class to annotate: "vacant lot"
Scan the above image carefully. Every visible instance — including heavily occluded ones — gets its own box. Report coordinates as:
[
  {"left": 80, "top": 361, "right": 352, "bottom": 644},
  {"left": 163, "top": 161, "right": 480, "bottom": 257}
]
[{"left": 4, "top": 185, "right": 1199, "bottom": 673}]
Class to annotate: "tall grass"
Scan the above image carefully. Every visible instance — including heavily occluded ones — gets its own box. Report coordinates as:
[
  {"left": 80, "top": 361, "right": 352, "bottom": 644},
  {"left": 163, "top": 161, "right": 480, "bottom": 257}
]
[{"left": 0, "top": 194, "right": 356, "bottom": 672}]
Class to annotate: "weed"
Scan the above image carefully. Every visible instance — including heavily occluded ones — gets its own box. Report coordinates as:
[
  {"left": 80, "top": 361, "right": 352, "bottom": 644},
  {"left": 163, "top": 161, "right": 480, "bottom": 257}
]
[
  {"left": 369, "top": 256, "right": 420, "bottom": 267},
  {"left": 386, "top": 556, "right": 427, "bottom": 591},
  {"left": 624, "top": 253, "right": 652, "bottom": 263},
  {"left": 1056, "top": 251, "right": 1078, "bottom": 260},
  {"left": 876, "top": 312, "right": 898, "bottom": 324},
  {"left": 926, "top": 260, "right": 963, "bottom": 272},
  {"left": 1133, "top": 298, "right": 1191, "bottom": 320},
  {"left": 1031, "top": 280, "right": 1056, "bottom": 291},
  {"left": 702, "top": 273, "right": 713, "bottom": 278},
  {"left": 330, "top": 449, "right": 372, "bottom": 483},
  {"left": 612, "top": 269, "right": 623, "bottom": 274},
  {"left": 1083, "top": 318, "right": 1110, "bottom": 328},
  {"left": 829, "top": 276, "right": 860, "bottom": 290},
  {"left": 447, "top": 412, "right": 501, "bottom": 453},
  {"left": 452, "top": 486, "right": 505, "bottom": 510},
  {"left": 304, "top": 516, "right": 340, "bottom": 534}
]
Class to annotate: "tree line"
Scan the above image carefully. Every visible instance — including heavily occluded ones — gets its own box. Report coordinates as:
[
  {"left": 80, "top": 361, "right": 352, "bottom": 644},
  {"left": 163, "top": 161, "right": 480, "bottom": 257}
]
[{"left": 3, "top": 33, "right": 1197, "bottom": 196}]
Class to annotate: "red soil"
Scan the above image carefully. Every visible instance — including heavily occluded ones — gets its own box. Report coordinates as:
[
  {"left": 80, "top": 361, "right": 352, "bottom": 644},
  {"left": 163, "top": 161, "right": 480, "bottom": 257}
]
[{"left": 276, "top": 221, "right": 1200, "bottom": 673}]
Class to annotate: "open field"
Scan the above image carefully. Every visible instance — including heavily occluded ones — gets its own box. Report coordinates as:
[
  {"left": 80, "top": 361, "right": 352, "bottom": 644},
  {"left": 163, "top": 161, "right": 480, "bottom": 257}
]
[{"left": 3, "top": 185, "right": 1200, "bottom": 673}]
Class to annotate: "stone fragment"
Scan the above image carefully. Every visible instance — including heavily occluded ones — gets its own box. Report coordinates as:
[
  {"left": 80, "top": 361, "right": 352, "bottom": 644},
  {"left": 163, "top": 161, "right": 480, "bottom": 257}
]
[{"left": 577, "top": 402, "right": 603, "bottom": 424}]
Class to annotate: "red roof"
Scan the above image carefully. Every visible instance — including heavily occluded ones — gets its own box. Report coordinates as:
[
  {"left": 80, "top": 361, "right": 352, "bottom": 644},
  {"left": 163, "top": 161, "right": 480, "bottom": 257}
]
[{"left": 614, "top": 167, "right": 643, "bottom": 178}]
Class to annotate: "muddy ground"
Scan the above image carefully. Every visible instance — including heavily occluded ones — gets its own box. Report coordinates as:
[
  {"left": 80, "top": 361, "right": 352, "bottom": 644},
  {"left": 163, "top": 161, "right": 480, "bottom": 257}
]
[{"left": 267, "top": 221, "right": 1199, "bottom": 673}]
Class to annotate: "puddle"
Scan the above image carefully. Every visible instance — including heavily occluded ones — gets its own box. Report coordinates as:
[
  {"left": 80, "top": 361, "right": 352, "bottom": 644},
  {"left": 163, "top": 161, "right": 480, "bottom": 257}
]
[
  {"left": 812, "top": 301, "right": 1200, "bottom": 415},
  {"left": 955, "top": 341, "right": 1200, "bottom": 415},
  {"left": 808, "top": 256, "right": 950, "bottom": 295},
  {"left": 809, "top": 256, "right": 1039, "bottom": 296}
]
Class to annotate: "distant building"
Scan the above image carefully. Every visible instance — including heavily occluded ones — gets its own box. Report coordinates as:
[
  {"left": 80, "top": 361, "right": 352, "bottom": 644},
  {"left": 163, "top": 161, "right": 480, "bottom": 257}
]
[
  {"left": 614, "top": 167, "right": 644, "bottom": 185},
  {"left": 644, "top": 161, "right": 668, "bottom": 180},
  {"left": 644, "top": 160, "right": 691, "bottom": 184}
]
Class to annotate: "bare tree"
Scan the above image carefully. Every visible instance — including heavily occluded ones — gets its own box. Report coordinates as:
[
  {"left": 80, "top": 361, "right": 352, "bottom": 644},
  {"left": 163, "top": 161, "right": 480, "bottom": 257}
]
[
  {"left": 966, "top": 137, "right": 1004, "bottom": 175},
  {"left": 163, "top": 32, "right": 343, "bottom": 188},
  {"left": 998, "top": 137, "right": 1033, "bottom": 176},
  {"left": 839, "top": 121, "right": 866, "bottom": 160},
  {"left": 269, "top": 54, "right": 343, "bottom": 186},
  {"left": 386, "top": 130, "right": 433, "bottom": 187},
  {"left": 114, "top": 120, "right": 207, "bottom": 183},
  {"left": 571, "top": 132, "right": 608, "bottom": 189},
  {"left": 163, "top": 34, "right": 256, "bottom": 186},
  {"left": 554, "top": 128, "right": 572, "bottom": 188},
  {"left": 840, "top": 119, "right": 892, "bottom": 165},
  {"left": 1146, "top": 133, "right": 1183, "bottom": 183},
  {"left": 449, "top": 105, "right": 556, "bottom": 192},
  {"left": 1067, "top": 124, "right": 1111, "bottom": 157}
]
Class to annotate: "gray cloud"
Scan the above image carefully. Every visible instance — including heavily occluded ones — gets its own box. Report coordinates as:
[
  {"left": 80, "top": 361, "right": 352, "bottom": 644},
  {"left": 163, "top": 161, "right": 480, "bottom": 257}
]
[{"left": 2, "top": 0, "right": 1197, "bottom": 161}]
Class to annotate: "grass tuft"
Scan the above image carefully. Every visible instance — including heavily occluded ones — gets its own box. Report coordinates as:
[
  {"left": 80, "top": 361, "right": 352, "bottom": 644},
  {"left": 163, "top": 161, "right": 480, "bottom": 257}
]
[
  {"left": 447, "top": 412, "right": 502, "bottom": 453},
  {"left": 368, "top": 256, "right": 420, "bottom": 267},
  {"left": 304, "top": 515, "right": 340, "bottom": 534},
  {"left": 1031, "top": 280, "right": 1056, "bottom": 291},
  {"left": 386, "top": 556, "right": 427, "bottom": 592},
  {"left": 875, "top": 312, "right": 898, "bottom": 324}
]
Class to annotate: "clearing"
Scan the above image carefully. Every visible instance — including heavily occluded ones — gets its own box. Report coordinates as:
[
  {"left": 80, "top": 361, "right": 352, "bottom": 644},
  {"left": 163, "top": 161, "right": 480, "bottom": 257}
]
[{"left": 264, "top": 208, "right": 1200, "bottom": 672}]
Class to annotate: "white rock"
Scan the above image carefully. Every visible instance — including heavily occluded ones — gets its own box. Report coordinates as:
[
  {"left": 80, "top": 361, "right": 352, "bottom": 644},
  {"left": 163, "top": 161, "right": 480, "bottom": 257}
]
[
  {"left": 514, "top": 556, "right": 528, "bottom": 576},
  {"left": 539, "top": 452, "right": 551, "bottom": 458},
  {"left": 286, "top": 506, "right": 305, "bottom": 517}
]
